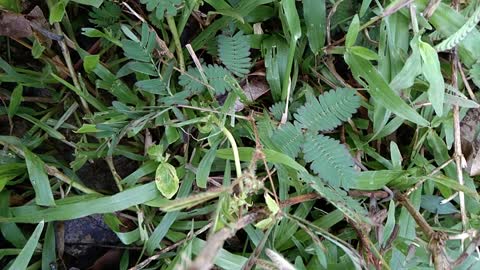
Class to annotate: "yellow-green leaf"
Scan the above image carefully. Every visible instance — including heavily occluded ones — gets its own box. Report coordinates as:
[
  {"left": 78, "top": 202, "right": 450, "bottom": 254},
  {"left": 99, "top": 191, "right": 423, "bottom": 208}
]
[
  {"left": 265, "top": 193, "right": 279, "bottom": 215},
  {"left": 345, "top": 15, "right": 360, "bottom": 48},
  {"left": 155, "top": 163, "right": 179, "bottom": 199},
  {"left": 255, "top": 217, "right": 273, "bottom": 229},
  {"left": 83, "top": 54, "right": 100, "bottom": 73},
  {"left": 49, "top": 0, "right": 68, "bottom": 24}
]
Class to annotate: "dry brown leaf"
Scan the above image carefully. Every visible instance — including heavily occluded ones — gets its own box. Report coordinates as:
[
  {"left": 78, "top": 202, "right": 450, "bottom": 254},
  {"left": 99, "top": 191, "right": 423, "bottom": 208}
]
[
  {"left": 0, "top": 10, "right": 32, "bottom": 38},
  {"left": 460, "top": 108, "right": 480, "bottom": 176},
  {"left": 27, "top": 6, "right": 54, "bottom": 47},
  {"left": 234, "top": 77, "right": 270, "bottom": 111},
  {"left": 0, "top": 6, "right": 60, "bottom": 45}
]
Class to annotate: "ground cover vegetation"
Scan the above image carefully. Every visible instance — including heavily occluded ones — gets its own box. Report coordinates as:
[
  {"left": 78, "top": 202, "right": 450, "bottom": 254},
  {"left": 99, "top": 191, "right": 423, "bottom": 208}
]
[{"left": 1, "top": 0, "right": 480, "bottom": 269}]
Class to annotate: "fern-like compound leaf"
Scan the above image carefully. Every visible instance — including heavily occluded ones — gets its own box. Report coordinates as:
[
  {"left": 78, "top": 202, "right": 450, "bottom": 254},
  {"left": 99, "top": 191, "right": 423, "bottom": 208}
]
[
  {"left": 470, "top": 62, "right": 480, "bottom": 89},
  {"left": 269, "top": 102, "right": 288, "bottom": 121},
  {"left": 204, "top": 64, "right": 233, "bottom": 95},
  {"left": 140, "top": 0, "right": 182, "bottom": 20},
  {"left": 122, "top": 40, "right": 151, "bottom": 62},
  {"left": 218, "top": 31, "right": 251, "bottom": 77},
  {"left": 179, "top": 66, "right": 206, "bottom": 94},
  {"left": 179, "top": 65, "right": 234, "bottom": 96},
  {"left": 294, "top": 88, "right": 360, "bottom": 132},
  {"left": 89, "top": 2, "right": 121, "bottom": 28},
  {"left": 303, "top": 133, "right": 357, "bottom": 189},
  {"left": 435, "top": 4, "right": 480, "bottom": 52},
  {"left": 272, "top": 122, "right": 304, "bottom": 158},
  {"left": 122, "top": 23, "right": 157, "bottom": 63},
  {"left": 444, "top": 84, "right": 479, "bottom": 108},
  {"left": 300, "top": 171, "right": 369, "bottom": 225}
]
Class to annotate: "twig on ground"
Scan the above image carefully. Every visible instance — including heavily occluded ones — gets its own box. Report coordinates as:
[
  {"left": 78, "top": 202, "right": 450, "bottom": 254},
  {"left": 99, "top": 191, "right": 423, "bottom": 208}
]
[
  {"left": 457, "top": 60, "right": 477, "bottom": 101},
  {"left": 242, "top": 226, "right": 274, "bottom": 270},
  {"left": 185, "top": 44, "right": 209, "bottom": 86},
  {"left": 130, "top": 223, "right": 212, "bottom": 270},
  {"left": 396, "top": 193, "right": 451, "bottom": 270},
  {"left": 452, "top": 235, "right": 480, "bottom": 267},
  {"left": 186, "top": 210, "right": 266, "bottom": 270}
]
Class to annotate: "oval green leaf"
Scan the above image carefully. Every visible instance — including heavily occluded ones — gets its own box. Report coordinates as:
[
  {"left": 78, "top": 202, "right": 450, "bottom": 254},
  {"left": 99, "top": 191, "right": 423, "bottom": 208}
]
[
  {"left": 155, "top": 163, "right": 179, "bottom": 199},
  {"left": 345, "top": 15, "right": 360, "bottom": 48}
]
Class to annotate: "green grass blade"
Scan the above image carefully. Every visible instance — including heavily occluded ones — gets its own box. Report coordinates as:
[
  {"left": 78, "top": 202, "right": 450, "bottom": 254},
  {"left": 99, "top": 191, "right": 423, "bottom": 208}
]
[
  {"left": 71, "top": 0, "right": 104, "bottom": 8},
  {"left": 0, "top": 191, "right": 27, "bottom": 248},
  {"left": 41, "top": 222, "right": 56, "bottom": 270},
  {"left": 7, "top": 221, "right": 44, "bottom": 270},
  {"left": 389, "top": 39, "right": 422, "bottom": 92},
  {"left": 435, "top": 3, "right": 480, "bottom": 52},
  {"left": 121, "top": 160, "right": 158, "bottom": 187},
  {"left": 18, "top": 114, "right": 66, "bottom": 141},
  {"left": 345, "top": 52, "right": 429, "bottom": 126},
  {"left": 351, "top": 170, "right": 408, "bottom": 190},
  {"left": 1, "top": 182, "right": 160, "bottom": 223},
  {"left": 159, "top": 189, "right": 225, "bottom": 212},
  {"left": 419, "top": 39, "right": 445, "bottom": 116},
  {"left": 282, "top": 0, "right": 301, "bottom": 41},
  {"left": 196, "top": 138, "right": 221, "bottom": 188},
  {"left": 7, "top": 84, "right": 23, "bottom": 119},
  {"left": 345, "top": 15, "right": 360, "bottom": 48},
  {"left": 416, "top": 0, "right": 480, "bottom": 66},
  {"left": 216, "top": 147, "right": 307, "bottom": 173},
  {"left": 23, "top": 148, "right": 55, "bottom": 207},
  {"left": 51, "top": 73, "right": 108, "bottom": 112}
]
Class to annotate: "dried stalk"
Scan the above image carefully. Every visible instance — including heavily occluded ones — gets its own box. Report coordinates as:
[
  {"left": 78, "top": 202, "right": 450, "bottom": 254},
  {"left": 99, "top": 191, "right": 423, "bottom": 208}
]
[
  {"left": 452, "top": 51, "right": 468, "bottom": 232},
  {"left": 395, "top": 193, "right": 451, "bottom": 270},
  {"left": 130, "top": 223, "right": 212, "bottom": 270},
  {"left": 187, "top": 210, "right": 266, "bottom": 270}
]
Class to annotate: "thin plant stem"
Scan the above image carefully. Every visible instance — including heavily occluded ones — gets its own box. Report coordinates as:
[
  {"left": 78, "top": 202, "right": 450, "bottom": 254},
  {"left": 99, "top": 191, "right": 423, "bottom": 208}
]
[
  {"left": 167, "top": 0, "right": 198, "bottom": 53},
  {"left": 222, "top": 127, "right": 242, "bottom": 178},
  {"left": 281, "top": 37, "right": 296, "bottom": 101},
  {"left": 106, "top": 156, "right": 123, "bottom": 192},
  {"left": 457, "top": 60, "right": 477, "bottom": 101},
  {"left": 131, "top": 223, "right": 212, "bottom": 270},
  {"left": 166, "top": 16, "right": 185, "bottom": 72},
  {"left": 452, "top": 51, "right": 468, "bottom": 233},
  {"left": 0, "top": 143, "right": 98, "bottom": 195},
  {"left": 185, "top": 44, "right": 209, "bottom": 85},
  {"left": 54, "top": 24, "right": 91, "bottom": 115},
  {"left": 405, "top": 157, "right": 454, "bottom": 196}
]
